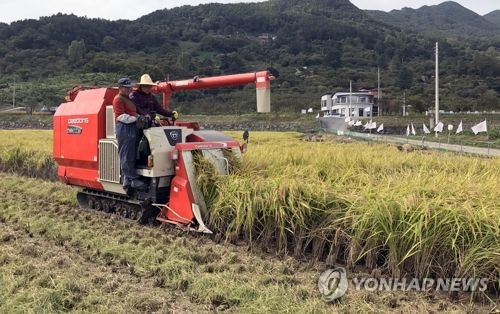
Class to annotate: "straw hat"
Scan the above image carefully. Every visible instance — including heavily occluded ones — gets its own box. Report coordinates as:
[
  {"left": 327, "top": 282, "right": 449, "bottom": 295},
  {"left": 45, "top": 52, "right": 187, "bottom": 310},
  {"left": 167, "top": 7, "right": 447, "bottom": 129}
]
[{"left": 138, "top": 74, "right": 157, "bottom": 86}]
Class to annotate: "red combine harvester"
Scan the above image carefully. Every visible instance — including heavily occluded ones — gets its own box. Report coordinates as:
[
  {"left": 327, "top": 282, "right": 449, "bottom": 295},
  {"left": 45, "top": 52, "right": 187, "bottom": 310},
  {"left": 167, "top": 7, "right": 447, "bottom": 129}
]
[{"left": 53, "top": 69, "right": 278, "bottom": 233}]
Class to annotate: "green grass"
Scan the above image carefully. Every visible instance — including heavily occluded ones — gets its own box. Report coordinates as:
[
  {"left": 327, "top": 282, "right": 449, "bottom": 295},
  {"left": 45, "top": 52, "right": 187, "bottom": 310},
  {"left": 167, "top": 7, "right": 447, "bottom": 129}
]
[
  {"left": 361, "top": 114, "right": 500, "bottom": 147},
  {"left": 392, "top": 133, "right": 499, "bottom": 149}
]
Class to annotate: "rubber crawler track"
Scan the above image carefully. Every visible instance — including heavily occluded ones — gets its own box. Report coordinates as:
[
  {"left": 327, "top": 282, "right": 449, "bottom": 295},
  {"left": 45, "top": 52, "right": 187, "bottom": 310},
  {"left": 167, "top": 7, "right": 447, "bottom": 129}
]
[{"left": 78, "top": 189, "right": 160, "bottom": 225}]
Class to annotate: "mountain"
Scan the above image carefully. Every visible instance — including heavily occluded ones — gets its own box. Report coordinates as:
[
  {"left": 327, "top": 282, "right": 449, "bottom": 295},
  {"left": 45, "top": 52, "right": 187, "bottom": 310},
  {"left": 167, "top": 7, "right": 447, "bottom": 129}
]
[
  {"left": 0, "top": 0, "right": 401, "bottom": 113},
  {"left": 0, "top": 0, "right": 499, "bottom": 114},
  {"left": 366, "top": 1, "right": 500, "bottom": 38},
  {"left": 484, "top": 10, "right": 500, "bottom": 28}
]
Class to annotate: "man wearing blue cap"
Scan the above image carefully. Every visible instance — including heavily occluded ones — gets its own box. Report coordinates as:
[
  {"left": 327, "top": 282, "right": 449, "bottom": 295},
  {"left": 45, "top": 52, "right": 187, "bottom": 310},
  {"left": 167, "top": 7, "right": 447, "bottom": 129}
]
[{"left": 113, "top": 78, "right": 146, "bottom": 191}]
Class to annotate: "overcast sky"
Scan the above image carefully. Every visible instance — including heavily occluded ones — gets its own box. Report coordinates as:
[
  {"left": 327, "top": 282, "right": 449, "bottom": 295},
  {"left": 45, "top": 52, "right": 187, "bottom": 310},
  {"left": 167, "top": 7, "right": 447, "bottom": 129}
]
[{"left": 0, "top": 0, "right": 498, "bottom": 24}]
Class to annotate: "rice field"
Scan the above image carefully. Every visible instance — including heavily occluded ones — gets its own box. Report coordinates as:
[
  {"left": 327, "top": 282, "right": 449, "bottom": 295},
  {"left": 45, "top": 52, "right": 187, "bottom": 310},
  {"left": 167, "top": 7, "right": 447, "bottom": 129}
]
[
  {"left": 0, "top": 130, "right": 55, "bottom": 179},
  {"left": 0, "top": 129, "right": 498, "bottom": 306},
  {"left": 204, "top": 132, "right": 500, "bottom": 283}
]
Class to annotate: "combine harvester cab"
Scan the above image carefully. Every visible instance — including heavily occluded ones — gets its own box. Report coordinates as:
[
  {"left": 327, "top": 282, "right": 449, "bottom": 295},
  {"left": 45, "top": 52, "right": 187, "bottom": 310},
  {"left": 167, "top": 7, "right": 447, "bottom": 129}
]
[{"left": 53, "top": 69, "right": 277, "bottom": 233}]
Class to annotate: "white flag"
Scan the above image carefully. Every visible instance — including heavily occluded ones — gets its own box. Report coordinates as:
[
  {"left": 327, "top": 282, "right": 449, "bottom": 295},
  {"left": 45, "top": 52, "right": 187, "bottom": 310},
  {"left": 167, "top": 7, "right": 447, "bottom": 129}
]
[
  {"left": 301, "top": 109, "right": 306, "bottom": 114},
  {"left": 364, "top": 107, "right": 371, "bottom": 112},
  {"left": 411, "top": 123, "right": 416, "bottom": 135},
  {"left": 434, "top": 122, "right": 444, "bottom": 133},
  {"left": 355, "top": 121, "right": 362, "bottom": 126},
  {"left": 368, "top": 121, "right": 377, "bottom": 129},
  {"left": 471, "top": 120, "right": 487, "bottom": 135},
  {"left": 456, "top": 121, "right": 463, "bottom": 134},
  {"left": 423, "top": 123, "right": 431, "bottom": 134},
  {"left": 308, "top": 108, "right": 313, "bottom": 113},
  {"left": 447, "top": 124, "right": 453, "bottom": 131},
  {"left": 348, "top": 120, "right": 355, "bottom": 126},
  {"left": 344, "top": 117, "right": 351, "bottom": 122},
  {"left": 406, "top": 124, "right": 410, "bottom": 136},
  {"left": 377, "top": 123, "right": 384, "bottom": 133},
  {"left": 315, "top": 113, "right": 319, "bottom": 119}
]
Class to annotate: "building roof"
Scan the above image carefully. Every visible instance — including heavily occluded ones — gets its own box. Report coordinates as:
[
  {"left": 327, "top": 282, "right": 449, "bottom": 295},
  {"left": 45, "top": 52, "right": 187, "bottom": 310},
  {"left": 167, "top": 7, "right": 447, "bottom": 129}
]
[{"left": 332, "top": 92, "right": 373, "bottom": 97}]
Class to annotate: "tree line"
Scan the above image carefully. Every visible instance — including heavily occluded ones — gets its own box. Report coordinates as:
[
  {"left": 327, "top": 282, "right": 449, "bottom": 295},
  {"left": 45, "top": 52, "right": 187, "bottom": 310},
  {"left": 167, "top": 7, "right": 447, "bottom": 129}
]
[{"left": 0, "top": 0, "right": 499, "bottom": 114}]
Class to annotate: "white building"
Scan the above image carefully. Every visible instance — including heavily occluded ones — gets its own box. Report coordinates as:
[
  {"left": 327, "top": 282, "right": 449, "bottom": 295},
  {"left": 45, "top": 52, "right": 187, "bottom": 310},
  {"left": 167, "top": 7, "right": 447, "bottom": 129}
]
[{"left": 321, "top": 91, "right": 378, "bottom": 118}]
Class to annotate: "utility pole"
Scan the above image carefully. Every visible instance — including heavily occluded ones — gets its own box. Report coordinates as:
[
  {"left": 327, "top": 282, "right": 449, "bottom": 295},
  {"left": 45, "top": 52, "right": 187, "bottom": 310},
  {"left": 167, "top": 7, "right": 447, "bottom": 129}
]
[
  {"left": 12, "top": 83, "right": 16, "bottom": 109},
  {"left": 402, "top": 91, "right": 406, "bottom": 117},
  {"left": 378, "top": 66, "right": 381, "bottom": 116},
  {"left": 349, "top": 80, "right": 352, "bottom": 118},
  {"left": 435, "top": 42, "right": 439, "bottom": 137}
]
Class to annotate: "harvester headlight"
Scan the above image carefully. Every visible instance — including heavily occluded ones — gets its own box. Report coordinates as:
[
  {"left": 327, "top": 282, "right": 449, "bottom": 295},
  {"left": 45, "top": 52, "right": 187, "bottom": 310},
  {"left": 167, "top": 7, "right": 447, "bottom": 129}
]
[{"left": 147, "top": 155, "right": 154, "bottom": 168}]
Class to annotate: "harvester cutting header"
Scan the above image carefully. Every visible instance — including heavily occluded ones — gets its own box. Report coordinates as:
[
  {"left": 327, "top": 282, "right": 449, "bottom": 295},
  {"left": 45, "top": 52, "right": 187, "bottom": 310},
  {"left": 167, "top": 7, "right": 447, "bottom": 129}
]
[{"left": 53, "top": 69, "right": 278, "bottom": 233}]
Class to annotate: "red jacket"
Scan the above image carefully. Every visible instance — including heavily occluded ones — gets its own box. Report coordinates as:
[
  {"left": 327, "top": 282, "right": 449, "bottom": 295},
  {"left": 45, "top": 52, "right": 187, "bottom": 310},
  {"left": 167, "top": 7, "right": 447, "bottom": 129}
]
[{"left": 113, "top": 94, "right": 138, "bottom": 123}]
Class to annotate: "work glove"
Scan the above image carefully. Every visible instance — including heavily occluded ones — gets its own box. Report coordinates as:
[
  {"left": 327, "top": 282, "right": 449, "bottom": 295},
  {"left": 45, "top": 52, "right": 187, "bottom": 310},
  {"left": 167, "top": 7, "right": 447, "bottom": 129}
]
[
  {"left": 172, "top": 111, "right": 179, "bottom": 120},
  {"left": 136, "top": 115, "right": 149, "bottom": 129}
]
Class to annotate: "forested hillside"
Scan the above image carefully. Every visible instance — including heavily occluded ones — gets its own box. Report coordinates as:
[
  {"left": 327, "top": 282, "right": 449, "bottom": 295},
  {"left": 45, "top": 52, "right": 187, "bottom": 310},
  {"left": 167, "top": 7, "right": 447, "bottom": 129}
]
[
  {"left": 484, "top": 10, "right": 500, "bottom": 28},
  {"left": 0, "top": 0, "right": 499, "bottom": 114},
  {"left": 366, "top": 1, "right": 500, "bottom": 38}
]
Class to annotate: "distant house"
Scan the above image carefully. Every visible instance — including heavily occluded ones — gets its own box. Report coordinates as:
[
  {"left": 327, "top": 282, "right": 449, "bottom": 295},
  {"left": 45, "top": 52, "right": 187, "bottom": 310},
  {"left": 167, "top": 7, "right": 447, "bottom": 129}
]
[
  {"left": 257, "top": 33, "right": 276, "bottom": 42},
  {"left": 320, "top": 90, "right": 378, "bottom": 118}
]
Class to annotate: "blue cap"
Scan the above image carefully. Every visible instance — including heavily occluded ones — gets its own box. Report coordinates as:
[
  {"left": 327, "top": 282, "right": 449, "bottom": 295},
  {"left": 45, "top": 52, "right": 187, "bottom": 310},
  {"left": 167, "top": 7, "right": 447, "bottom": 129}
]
[{"left": 117, "top": 77, "right": 133, "bottom": 88}]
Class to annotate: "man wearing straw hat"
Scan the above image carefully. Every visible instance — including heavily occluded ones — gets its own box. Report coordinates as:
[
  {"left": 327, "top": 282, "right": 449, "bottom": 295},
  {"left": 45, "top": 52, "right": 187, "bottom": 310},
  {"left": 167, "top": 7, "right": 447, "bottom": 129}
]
[{"left": 130, "top": 74, "right": 178, "bottom": 126}]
